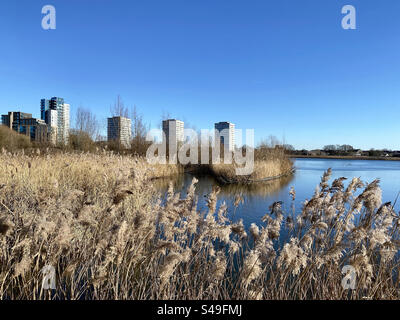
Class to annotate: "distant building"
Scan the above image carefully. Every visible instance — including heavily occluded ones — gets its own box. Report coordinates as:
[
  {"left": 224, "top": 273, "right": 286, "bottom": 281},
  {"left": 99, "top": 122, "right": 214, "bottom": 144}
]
[
  {"left": 162, "top": 119, "right": 184, "bottom": 163},
  {"left": 107, "top": 116, "right": 132, "bottom": 148},
  {"left": 45, "top": 108, "right": 58, "bottom": 128},
  {"left": 352, "top": 149, "right": 363, "bottom": 157},
  {"left": 309, "top": 149, "right": 328, "bottom": 156},
  {"left": 40, "top": 99, "right": 49, "bottom": 121},
  {"left": 45, "top": 108, "right": 58, "bottom": 145},
  {"left": 58, "top": 103, "right": 70, "bottom": 145},
  {"left": 162, "top": 119, "right": 184, "bottom": 145},
  {"left": 214, "top": 121, "right": 235, "bottom": 152},
  {"left": 0, "top": 110, "right": 52, "bottom": 143},
  {"left": 40, "top": 97, "right": 70, "bottom": 145},
  {"left": 13, "top": 118, "right": 49, "bottom": 143},
  {"left": 1, "top": 111, "right": 32, "bottom": 129}
]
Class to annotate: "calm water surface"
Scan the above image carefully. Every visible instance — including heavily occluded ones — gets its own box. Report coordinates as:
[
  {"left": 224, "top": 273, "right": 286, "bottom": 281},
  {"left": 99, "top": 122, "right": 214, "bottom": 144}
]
[{"left": 153, "top": 158, "right": 400, "bottom": 228}]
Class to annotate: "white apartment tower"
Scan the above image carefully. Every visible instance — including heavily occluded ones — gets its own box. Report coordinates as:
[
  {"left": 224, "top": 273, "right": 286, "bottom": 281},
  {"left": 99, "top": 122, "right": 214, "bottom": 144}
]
[
  {"left": 162, "top": 119, "right": 184, "bottom": 145},
  {"left": 58, "top": 103, "right": 70, "bottom": 145},
  {"left": 214, "top": 121, "right": 235, "bottom": 152},
  {"left": 46, "top": 109, "right": 58, "bottom": 145},
  {"left": 162, "top": 119, "right": 184, "bottom": 162},
  {"left": 107, "top": 116, "right": 132, "bottom": 148}
]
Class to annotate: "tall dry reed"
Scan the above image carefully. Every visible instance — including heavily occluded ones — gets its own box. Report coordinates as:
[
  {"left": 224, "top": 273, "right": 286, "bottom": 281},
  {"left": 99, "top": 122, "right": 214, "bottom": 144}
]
[{"left": 0, "top": 150, "right": 399, "bottom": 299}]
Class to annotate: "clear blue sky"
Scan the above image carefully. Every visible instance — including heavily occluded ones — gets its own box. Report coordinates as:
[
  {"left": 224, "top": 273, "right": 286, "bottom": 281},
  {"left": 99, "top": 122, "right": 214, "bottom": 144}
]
[{"left": 1, "top": 0, "right": 400, "bottom": 150}]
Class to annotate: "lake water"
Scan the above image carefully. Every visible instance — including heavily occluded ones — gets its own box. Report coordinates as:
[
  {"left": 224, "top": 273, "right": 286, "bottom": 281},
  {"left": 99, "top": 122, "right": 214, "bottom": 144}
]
[{"left": 153, "top": 158, "right": 400, "bottom": 228}]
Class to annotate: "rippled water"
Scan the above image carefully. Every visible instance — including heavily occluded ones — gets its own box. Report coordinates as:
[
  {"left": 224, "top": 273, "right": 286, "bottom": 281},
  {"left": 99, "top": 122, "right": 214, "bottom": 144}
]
[{"left": 153, "top": 158, "right": 400, "bottom": 228}]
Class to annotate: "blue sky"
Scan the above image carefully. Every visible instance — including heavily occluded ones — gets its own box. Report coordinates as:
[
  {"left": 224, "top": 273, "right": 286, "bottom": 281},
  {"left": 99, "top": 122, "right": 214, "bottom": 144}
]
[{"left": 1, "top": 0, "right": 400, "bottom": 150}]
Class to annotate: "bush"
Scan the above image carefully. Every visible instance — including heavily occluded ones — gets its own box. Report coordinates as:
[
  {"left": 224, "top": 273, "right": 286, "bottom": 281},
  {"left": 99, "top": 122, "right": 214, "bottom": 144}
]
[
  {"left": 68, "top": 130, "right": 97, "bottom": 152},
  {"left": 0, "top": 125, "right": 32, "bottom": 150}
]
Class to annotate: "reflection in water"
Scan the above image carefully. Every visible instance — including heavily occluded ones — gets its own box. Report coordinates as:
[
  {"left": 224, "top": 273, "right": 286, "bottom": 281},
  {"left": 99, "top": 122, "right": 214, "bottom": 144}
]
[
  {"left": 217, "top": 174, "right": 293, "bottom": 198},
  {"left": 152, "top": 173, "right": 294, "bottom": 199},
  {"left": 151, "top": 174, "right": 186, "bottom": 192},
  {"left": 152, "top": 172, "right": 295, "bottom": 228}
]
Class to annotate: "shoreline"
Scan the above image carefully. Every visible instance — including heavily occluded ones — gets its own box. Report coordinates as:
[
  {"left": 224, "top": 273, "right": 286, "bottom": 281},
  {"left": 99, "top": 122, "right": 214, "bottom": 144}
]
[
  {"left": 289, "top": 155, "right": 400, "bottom": 161},
  {"left": 214, "top": 168, "right": 295, "bottom": 185},
  {"left": 184, "top": 162, "right": 295, "bottom": 185}
]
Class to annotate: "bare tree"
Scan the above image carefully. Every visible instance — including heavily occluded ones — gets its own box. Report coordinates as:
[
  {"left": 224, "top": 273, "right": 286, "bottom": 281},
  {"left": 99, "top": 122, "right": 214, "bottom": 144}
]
[
  {"left": 324, "top": 145, "right": 337, "bottom": 151},
  {"left": 110, "top": 95, "right": 129, "bottom": 118},
  {"left": 339, "top": 144, "right": 354, "bottom": 152},
  {"left": 159, "top": 110, "right": 171, "bottom": 128},
  {"left": 283, "top": 144, "right": 295, "bottom": 151},
  {"left": 131, "top": 105, "right": 149, "bottom": 156},
  {"left": 259, "top": 135, "right": 281, "bottom": 148},
  {"left": 131, "top": 105, "right": 147, "bottom": 139},
  {"left": 75, "top": 106, "right": 99, "bottom": 140},
  {"left": 69, "top": 106, "right": 99, "bottom": 151}
]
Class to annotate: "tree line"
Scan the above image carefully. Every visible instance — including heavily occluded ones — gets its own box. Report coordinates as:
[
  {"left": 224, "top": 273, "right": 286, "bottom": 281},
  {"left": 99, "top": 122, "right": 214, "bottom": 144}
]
[{"left": 69, "top": 95, "right": 151, "bottom": 155}]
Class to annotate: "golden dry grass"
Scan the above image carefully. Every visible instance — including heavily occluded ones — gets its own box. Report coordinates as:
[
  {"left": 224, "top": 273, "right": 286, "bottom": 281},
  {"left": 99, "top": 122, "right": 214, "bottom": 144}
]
[
  {"left": 148, "top": 163, "right": 184, "bottom": 179},
  {"left": 1, "top": 151, "right": 400, "bottom": 300},
  {"left": 0, "top": 125, "right": 32, "bottom": 150}
]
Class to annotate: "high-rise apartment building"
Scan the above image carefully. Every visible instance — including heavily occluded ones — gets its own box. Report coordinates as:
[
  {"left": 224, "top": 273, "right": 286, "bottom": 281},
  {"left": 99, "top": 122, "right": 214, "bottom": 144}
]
[
  {"left": 162, "top": 119, "right": 184, "bottom": 145},
  {"left": 44, "top": 108, "right": 58, "bottom": 129},
  {"left": 40, "top": 99, "right": 50, "bottom": 122},
  {"left": 214, "top": 121, "right": 235, "bottom": 152},
  {"left": 58, "top": 103, "right": 70, "bottom": 145},
  {"left": 40, "top": 97, "right": 70, "bottom": 145},
  {"left": 107, "top": 116, "right": 132, "bottom": 148},
  {"left": 45, "top": 109, "right": 58, "bottom": 145},
  {"left": 162, "top": 119, "right": 184, "bottom": 163}
]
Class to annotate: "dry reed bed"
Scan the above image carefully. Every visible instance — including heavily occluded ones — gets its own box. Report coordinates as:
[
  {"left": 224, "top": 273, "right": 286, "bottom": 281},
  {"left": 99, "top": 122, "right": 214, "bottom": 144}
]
[
  {"left": 210, "top": 148, "right": 294, "bottom": 183},
  {"left": 0, "top": 151, "right": 400, "bottom": 299}
]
